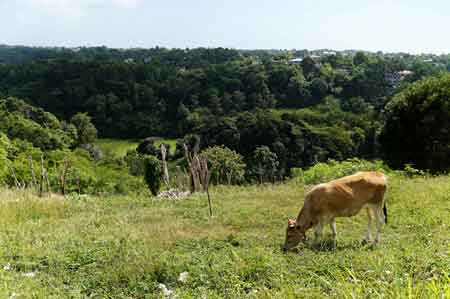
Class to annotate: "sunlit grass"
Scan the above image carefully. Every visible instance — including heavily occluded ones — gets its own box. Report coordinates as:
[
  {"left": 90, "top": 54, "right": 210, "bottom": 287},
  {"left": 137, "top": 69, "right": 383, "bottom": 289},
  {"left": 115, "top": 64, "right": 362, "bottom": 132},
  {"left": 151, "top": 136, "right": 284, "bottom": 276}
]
[
  {"left": 95, "top": 138, "right": 139, "bottom": 157},
  {"left": 96, "top": 138, "right": 177, "bottom": 157},
  {"left": 0, "top": 175, "right": 449, "bottom": 298}
]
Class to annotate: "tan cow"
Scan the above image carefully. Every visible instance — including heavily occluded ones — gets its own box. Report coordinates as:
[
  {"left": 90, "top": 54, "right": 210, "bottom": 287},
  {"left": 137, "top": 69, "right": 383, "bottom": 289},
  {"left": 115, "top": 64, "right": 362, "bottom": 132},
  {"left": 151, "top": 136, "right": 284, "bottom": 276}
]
[{"left": 283, "top": 171, "right": 387, "bottom": 251}]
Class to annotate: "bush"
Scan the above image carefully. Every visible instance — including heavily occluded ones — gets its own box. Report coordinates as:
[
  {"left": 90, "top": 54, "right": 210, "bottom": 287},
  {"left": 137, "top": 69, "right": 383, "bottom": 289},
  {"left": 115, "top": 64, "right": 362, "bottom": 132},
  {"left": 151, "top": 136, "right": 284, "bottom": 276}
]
[
  {"left": 124, "top": 150, "right": 146, "bottom": 176},
  {"left": 0, "top": 133, "right": 10, "bottom": 183},
  {"left": 293, "top": 158, "right": 390, "bottom": 185},
  {"left": 144, "top": 155, "right": 162, "bottom": 196},
  {"left": 201, "top": 145, "right": 246, "bottom": 185},
  {"left": 70, "top": 112, "right": 97, "bottom": 146},
  {"left": 403, "top": 164, "right": 426, "bottom": 178},
  {"left": 136, "top": 137, "right": 160, "bottom": 156}
]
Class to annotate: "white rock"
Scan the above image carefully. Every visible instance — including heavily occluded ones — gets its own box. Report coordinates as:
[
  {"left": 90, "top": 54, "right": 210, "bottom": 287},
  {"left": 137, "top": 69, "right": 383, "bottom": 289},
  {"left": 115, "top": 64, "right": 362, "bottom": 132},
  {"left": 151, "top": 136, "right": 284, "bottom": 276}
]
[
  {"left": 157, "top": 283, "right": 176, "bottom": 299},
  {"left": 157, "top": 189, "right": 190, "bottom": 200},
  {"left": 178, "top": 271, "right": 189, "bottom": 283},
  {"left": 22, "top": 272, "right": 36, "bottom": 278},
  {"left": 3, "top": 263, "right": 11, "bottom": 271}
]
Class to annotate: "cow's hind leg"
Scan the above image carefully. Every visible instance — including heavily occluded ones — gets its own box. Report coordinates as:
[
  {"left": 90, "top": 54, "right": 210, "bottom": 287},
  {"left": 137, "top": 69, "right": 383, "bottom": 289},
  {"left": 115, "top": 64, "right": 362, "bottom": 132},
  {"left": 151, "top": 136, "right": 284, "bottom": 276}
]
[
  {"left": 374, "top": 206, "right": 385, "bottom": 243},
  {"left": 362, "top": 207, "right": 374, "bottom": 244},
  {"left": 373, "top": 188, "right": 387, "bottom": 243}
]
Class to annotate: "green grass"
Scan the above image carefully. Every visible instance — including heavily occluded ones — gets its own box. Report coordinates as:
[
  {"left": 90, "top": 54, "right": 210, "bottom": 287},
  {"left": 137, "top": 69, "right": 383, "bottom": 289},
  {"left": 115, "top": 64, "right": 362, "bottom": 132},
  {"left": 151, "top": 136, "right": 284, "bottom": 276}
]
[
  {"left": 95, "top": 139, "right": 139, "bottom": 157},
  {"left": 0, "top": 175, "right": 449, "bottom": 298}
]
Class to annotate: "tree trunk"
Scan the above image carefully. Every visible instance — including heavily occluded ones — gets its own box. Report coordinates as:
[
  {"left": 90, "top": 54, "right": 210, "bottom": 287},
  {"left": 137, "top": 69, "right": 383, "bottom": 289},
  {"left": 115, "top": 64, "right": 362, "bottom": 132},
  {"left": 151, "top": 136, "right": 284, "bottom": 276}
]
[
  {"left": 29, "top": 156, "right": 38, "bottom": 191},
  {"left": 40, "top": 156, "right": 45, "bottom": 197},
  {"left": 160, "top": 144, "right": 170, "bottom": 185}
]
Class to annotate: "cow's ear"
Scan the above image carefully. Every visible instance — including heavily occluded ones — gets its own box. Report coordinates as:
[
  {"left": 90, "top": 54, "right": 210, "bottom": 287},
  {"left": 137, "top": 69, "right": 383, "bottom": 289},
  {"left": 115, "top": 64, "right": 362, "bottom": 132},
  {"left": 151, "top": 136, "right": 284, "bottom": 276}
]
[{"left": 288, "top": 219, "right": 296, "bottom": 228}]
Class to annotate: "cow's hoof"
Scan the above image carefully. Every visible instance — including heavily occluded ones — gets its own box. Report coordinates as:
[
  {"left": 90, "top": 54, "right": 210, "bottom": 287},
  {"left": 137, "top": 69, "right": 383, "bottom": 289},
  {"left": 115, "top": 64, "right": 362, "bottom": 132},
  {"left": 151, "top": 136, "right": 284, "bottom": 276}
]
[{"left": 361, "top": 239, "right": 371, "bottom": 246}]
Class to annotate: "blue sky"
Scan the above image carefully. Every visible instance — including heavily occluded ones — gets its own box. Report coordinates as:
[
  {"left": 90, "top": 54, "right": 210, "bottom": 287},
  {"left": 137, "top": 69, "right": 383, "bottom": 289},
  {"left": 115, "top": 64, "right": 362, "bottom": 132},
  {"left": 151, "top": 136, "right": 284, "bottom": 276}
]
[{"left": 0, "top": 0, "right": 448, "bottom": 53}]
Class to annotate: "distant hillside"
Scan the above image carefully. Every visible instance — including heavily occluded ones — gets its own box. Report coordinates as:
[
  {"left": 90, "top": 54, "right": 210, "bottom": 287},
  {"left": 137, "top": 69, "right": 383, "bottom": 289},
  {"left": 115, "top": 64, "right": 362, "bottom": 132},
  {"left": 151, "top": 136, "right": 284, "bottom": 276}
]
[{"left": 0, "top": 45, "right": 241, "bottom": 67}]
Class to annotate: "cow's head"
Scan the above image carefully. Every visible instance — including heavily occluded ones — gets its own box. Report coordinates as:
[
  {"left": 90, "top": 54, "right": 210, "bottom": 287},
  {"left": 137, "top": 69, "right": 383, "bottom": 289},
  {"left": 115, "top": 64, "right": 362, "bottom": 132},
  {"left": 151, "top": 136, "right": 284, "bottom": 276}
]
[{"left": 283, "top": 219, "right": 306, "bottom": 251}]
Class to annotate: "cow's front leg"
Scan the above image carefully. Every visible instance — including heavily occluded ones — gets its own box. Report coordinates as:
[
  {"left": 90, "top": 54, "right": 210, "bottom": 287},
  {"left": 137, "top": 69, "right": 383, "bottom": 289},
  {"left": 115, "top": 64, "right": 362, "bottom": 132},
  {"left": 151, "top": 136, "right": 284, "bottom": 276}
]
[
  {"left": 330, "top": 219, "right": 337, "bottom": 247},
  {"left": 314, "top": 221, "right": 324, "bottom": 244}
]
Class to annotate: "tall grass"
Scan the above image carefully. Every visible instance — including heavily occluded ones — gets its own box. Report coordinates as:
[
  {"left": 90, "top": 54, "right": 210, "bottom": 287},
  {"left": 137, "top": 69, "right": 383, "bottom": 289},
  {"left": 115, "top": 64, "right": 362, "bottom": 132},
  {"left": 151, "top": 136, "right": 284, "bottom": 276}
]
[{"left": 0, "top": 174, "right": 449, "bottom": 298}]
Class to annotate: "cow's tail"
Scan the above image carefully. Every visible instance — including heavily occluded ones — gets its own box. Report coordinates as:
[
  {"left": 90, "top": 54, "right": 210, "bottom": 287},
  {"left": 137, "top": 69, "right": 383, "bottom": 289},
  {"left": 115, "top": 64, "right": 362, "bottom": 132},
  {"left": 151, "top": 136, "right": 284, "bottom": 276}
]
[{"left": 382, "top": 173, "right": 388, "bottom": 224}]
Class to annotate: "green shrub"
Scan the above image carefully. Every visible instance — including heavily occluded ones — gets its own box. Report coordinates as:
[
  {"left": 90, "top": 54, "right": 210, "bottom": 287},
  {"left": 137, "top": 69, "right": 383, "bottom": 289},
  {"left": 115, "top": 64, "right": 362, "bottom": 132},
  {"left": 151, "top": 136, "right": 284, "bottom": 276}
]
[
  {"left": 201, "top": 145, "right": 246, "bottom": 185},
  {"left": 124, "top": 150, "right": 146, "bottom": 176},
  {"left": 293, "top": 158, "right": 390, "bottom": 184},
  {"left": 70, "top": 112, "right": 98, "bottom": 146},
  {"left": 0, "top": 133, "right": 10, "bottom": 183},
  {"left": 144, "top": 155, "right": 162, "bottom": 196},
  {"left": 403, "top": 164, "right": 426, "bottom": 178},
  {"left": 249, "top": 146, "right": 279, "bottom": 183}
]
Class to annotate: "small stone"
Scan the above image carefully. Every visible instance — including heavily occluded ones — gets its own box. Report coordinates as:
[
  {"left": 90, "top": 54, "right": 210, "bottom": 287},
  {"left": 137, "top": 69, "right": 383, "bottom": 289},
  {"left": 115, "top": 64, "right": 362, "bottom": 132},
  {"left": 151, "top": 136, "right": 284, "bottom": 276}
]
[
  {"left": 22, "top": 272, "right": 36, "bottom": 278},
  {"left": 178, "top": 271, "right": 189, "bottom": 283},
  {"left": 157, "top": 283, "right": 176, "bottom": 298}
]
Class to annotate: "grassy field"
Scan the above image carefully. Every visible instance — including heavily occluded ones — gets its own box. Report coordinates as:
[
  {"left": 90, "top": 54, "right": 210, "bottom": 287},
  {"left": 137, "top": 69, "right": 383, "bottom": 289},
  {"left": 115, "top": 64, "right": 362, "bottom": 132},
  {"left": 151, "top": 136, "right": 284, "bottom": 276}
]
[
  {"left": 95, "top": 139, "right": 140, "bottom": 157},
  {"left": 0, "top": 175, "right": 449, "bottom": 298},
  {"left": 96, "top": 139, "right": 177, "bottom": 157}
]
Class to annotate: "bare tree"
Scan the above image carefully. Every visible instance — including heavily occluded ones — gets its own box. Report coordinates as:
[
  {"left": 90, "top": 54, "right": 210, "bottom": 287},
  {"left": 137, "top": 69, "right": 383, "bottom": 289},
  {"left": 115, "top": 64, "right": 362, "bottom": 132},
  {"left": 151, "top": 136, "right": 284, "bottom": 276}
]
[
  {"left": 7, "top": 163, "right": 21, "bottom": 189},
  {"left": 198, "top": 155, "right": 213, "bottom": 217},
  {"left": 160, "top": 143, "right": 170, "bottom": 185},
  {"left": 59, "top": 160, "right": 72, "bottom": 195},
  {"left": 39, "top": 156, "right": 45, "bottom": 197},
  {"left": 29, "top": 156, "right": 38, "bottom": 191},
  {"left": 183, "top": 143, "right": 201, "bottom": 193},
  {"left": 183, "top": 144, "right": 213, "bottom": 216}
]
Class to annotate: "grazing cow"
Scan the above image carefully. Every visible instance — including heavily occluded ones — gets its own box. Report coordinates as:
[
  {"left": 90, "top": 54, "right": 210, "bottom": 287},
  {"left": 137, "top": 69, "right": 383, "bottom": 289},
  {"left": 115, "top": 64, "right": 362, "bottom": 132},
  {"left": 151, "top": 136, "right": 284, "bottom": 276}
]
[{"left": 283, "top": 171, "right": 387, "bottom": 251}]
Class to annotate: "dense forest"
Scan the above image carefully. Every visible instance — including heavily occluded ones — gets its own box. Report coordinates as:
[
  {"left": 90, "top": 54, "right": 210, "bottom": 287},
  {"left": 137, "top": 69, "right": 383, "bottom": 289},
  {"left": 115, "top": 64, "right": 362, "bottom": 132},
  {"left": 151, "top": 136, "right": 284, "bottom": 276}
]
[{"left": 1, "top": 46, "right": 450, "bottom": 193}]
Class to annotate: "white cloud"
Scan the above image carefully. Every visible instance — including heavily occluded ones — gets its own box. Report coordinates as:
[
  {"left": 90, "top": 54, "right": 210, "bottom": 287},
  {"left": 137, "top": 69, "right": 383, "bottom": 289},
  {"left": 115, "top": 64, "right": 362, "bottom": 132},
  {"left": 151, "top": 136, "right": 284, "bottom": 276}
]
[
  {"left": 21, "top": 0, "right": 143, "bottom": 17},
  {"left": 111, "top": 0, "right": 142, "bottom": 8},
  {"left": 26, "top": 0, "right": 142, "bottom": 8}
]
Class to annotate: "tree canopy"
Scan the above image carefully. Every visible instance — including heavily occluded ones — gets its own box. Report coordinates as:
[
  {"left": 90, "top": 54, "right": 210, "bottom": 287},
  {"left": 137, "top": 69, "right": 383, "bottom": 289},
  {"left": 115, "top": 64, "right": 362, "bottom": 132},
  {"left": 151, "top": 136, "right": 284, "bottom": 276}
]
[{"left": 380, "top": 73, "right": 450, "bottom": 172}]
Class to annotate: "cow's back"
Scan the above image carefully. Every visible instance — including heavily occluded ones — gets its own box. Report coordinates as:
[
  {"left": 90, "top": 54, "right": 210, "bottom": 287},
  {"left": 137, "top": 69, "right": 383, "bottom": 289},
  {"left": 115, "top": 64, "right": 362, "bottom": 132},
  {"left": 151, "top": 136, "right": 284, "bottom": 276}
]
[{"left": 306, "top": 171, "right": 387, "bottom": 217}]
